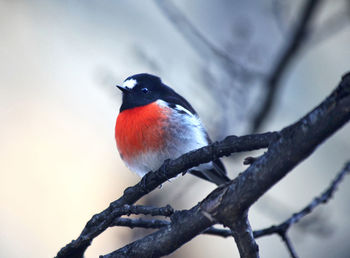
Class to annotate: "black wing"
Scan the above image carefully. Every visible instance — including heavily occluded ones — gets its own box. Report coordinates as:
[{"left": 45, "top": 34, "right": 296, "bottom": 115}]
[
  {"left": 160, "top": 84, "right": 197, "bottom": 115},
  {"left": 160, "top": 84, "right": 230, "bottom": 185}
]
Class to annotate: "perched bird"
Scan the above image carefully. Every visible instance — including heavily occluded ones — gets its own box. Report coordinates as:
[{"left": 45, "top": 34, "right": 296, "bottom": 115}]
[{"left": 115, "top": 73, "right": 230, "bottom": 185}]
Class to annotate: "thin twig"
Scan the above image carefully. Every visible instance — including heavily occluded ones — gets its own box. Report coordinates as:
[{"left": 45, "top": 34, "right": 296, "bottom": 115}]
[
  {"left": 280, "top": 233, "right": 299, "bottom": 258},
  {"left": 254, "top": 161, "right": 350, "bottom": 238}
]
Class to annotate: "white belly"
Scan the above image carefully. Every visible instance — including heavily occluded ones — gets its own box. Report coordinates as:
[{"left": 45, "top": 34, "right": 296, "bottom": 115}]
[{"left": 125, "top": 100, "right": 209, "bottom": 177}]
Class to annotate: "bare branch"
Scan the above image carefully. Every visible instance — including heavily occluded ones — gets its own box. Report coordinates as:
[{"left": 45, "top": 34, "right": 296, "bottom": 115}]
[
  {"left": 101, "top": 73, "right": 350, "bottom": 258},
  {"left": 112, "top": 217, "right": 233, "bottom": 238},
  {"left": 56, "top": 133, "right": 277, "bottom": 257},
  {"left": 251, "top": 0, "right": 322, "bottom": 132},
  {"left": 112, "top": 217, "right": 235, "bottom": 238},
  {"left": 280, "top": 233, "right": 299, "bottom": 258},
  {"left": 112, "top": 157, "right": 349, "bottom": 246},
  {"left": 253, "top": 161, "right": 350, "bottom": 238},
  {"left": 202, "top": 227, "right": 233, "bottom": 238},
  {"left": 112, "top": 217, "right": 170, "bottom": 229},
  {"left": 117, "top": 204, "right": 174, "bottom": 217},
  {"left": 230, "top": 214, "right": 259, "bottom": 258}
]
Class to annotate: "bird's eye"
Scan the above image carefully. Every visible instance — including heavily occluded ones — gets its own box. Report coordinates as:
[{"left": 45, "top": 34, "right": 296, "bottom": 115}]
[{"left": 141, "top": 88, "right": 149, "bottom": 94}]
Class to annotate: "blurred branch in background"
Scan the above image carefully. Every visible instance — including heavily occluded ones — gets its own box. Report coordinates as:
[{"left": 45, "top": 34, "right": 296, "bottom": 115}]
[
  {"left": 305, "top": 2, "right": 350, "bottom": 48},
  {"left": 154, "top": 0, "right": 264, "bottom": 80},
  {"left": 155, "top": 0, "right": 350, "bottom": 136},
  {"left": 271, "top": 0, "right": 291, "bottom": 34},
  {"left": 251, "top": 0, "right": 322, "bottom": 132},
  {"left": 252, "top": 0, "right": 350, "bottom": 133},
  {"left": 155, "top": 0, "right": 266, "bottom": 136}
]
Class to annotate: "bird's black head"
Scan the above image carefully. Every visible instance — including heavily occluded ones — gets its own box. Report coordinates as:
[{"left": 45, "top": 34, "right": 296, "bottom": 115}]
[
  {"left": 117, "top": 73, "right": 168, "bottom": 112},
  {"left": 117, "top": 73, "right": 197, "bottom": 115}
]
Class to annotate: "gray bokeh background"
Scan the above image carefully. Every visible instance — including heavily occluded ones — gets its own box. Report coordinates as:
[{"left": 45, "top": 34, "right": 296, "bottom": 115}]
[{"left": 1, "top": 0, "right": 350, "bottom": 257}]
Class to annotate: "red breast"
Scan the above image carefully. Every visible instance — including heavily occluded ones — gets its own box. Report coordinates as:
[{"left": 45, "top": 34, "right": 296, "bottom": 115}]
[{"left": 115, "top": 102, "right": 170, "bottom": 163}]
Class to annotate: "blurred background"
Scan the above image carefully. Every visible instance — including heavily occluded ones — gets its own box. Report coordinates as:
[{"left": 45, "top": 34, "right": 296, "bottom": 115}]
[{"left": 1, "top": 0, "right": 350, "bottom": 257}]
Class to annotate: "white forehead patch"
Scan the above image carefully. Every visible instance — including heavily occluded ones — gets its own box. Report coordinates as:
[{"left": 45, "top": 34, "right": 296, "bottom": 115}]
[{"left": 122, "top": 79, "right": 137, "bottom": 89}]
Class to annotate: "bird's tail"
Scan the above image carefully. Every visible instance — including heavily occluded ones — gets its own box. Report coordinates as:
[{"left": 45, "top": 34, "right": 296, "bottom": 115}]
[{"left": 190, "top": 159, "right": 230, "bottom": 186}]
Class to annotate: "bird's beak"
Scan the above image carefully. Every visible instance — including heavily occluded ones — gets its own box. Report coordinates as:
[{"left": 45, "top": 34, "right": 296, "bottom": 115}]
[{"left": 116, "top": 85, "right": 130, "bottom": 93}]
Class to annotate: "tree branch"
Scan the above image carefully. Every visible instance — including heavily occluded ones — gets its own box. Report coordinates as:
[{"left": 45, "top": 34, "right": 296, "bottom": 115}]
[
  {"left": 111, "top": 161, "right": 350, "bottom": 247},
  {"left": 112, "top": 217, "right": 170, "bottom": 229},
  {"left": 111, "top": 217, "right": 233, "bottom": 238},
  {"left": 280, "top": 233, "right": 298, "bottom": 258},
  {"left": 251, "top": 0, "right": 322, "bottom": 132},
  {"left": 230, "top": 214, "right": 259, "bottom": 258},
  {"left": 102, "top": 72, "right": 350, "bottom": 258},
  {"left": 114, "top": 204, "right": 174, "bottom": 217},
  {"left": 56, "top": 133, "right": 277, "bottom": 258},
  {"left": 253, "top": 161, "right": 350, "bottom": 238}
]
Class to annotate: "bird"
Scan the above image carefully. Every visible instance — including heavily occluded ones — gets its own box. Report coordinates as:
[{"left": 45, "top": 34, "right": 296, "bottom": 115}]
[{"left": 115, "top": 73, "right": 230, "bottom": 185}]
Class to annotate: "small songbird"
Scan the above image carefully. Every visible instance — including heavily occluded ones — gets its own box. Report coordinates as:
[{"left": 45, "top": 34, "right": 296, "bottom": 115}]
[{"left": 115, "top": 73, "right": 230, "bottom": 185}]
